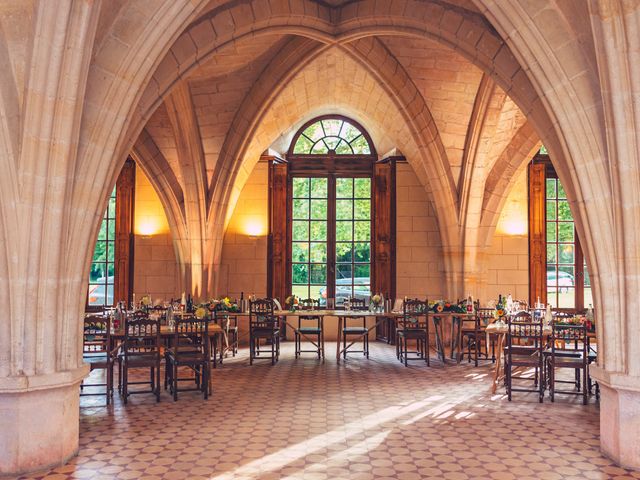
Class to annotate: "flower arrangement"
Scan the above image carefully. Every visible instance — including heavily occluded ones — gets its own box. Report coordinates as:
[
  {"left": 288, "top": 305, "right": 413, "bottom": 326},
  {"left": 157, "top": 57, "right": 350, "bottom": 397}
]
[
  {"left": 140, "top": 295, "right": 152, "bottom": 307},
  {"left": 428, "top": 300, "right": 466, "bottom": 314},
  {"left": 285, "top": 294, "right": 299, "bottom": 311},
  {"left": 555, "top": 315, "right": 594, "bottom": 331},
  {"left": 194, "top": 306, "right": 208, "bottom": 320},
  {"left": 206, "top": 297, "right": 240, "bottom": 313},
  {"left": 494, "top": 297, "right": 506, "bottom": 318}
]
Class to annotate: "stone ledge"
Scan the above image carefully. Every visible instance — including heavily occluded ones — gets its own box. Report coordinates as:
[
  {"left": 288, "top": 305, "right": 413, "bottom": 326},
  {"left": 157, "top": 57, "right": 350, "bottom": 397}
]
[
  {"left": 590, "top": 366, "right": 640, "bottom": 393},
  {"left": 0, "top": 365, "right": 89, "bottom": 394}
]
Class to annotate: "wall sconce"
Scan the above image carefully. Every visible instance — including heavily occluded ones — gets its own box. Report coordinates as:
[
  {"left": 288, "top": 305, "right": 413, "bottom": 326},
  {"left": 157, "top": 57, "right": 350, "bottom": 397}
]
[
  {"left": 244, "top": 218, "right": 265, "bottom": 239},
  {"left": 136, "top": 218, "right": 160, "bottom": 238}
]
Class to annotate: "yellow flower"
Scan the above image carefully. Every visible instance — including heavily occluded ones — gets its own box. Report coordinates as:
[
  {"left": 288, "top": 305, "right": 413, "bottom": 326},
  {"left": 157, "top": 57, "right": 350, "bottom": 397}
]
[{"left": 195, "top": 307, "right": 207, "bottom": 319}]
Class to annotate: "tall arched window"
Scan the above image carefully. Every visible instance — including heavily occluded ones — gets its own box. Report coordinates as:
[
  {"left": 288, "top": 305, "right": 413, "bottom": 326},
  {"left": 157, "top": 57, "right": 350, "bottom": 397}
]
[{"left": 268, "top": 115, "right": 396, "bottom": 308}]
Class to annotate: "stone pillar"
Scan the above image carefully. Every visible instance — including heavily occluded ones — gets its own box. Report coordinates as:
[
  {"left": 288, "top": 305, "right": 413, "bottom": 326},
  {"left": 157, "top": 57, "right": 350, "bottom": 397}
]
[{"left": 0, "top": 369, "right": 88, "bottom": 475}]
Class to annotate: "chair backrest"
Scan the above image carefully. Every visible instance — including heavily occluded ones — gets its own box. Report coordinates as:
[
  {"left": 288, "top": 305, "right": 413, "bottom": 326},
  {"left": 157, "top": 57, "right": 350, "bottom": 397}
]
[
  {"left": 124, "top": 315, "right": 161, "bottom": 358},
  {"left": 476, "top": 308, "right": 495, "bottom": 327},
  {"left": 172, "top": 315, "right": 210, "bottom": 356},
  {"left": 83, "top": 315, "right": 111, "bottom": 355},
  {"left": 507, "top": 311, "right": 543, "bottom": 351},
  {"left": 399, "top": 299, "right": 428, "bottom": 330},
  {"left": 551, "top": 322, "right": 587, "bottom": 354},
  {"left": 249, "top": 298, "right": 277, "bottom": 329},
  {"left": 349, "top": 297, "right": 367, "bottom": 311},
  {"left": 300, "top": 298, "right": 319, "bottom": 310}
]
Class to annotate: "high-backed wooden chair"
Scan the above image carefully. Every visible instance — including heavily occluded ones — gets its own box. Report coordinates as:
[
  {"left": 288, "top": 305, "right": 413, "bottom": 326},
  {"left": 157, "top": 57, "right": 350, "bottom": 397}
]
[
  {"left": 460, "top": 307, "right": 494, "bottom": 366},
  {"left": 121, "top": 315, "right": 161, "bottom": 403},
  {"left": 294, "top": 298, "right": 324, "bottom": 359},
  {"left": 341, "top": 297, "right": 369, "bottom": 359},
  {"left": 396, "top": 299, "right": 430, "bottom": 366},
  {"left": 249, "top": 299, "right": 280, "bottom": 365},
  {"left": 504, "top": 311, "right": 544, "bottom": 402},
  {"left": 165, "top": 315, "right": 210, "bottom": 400},
  {"left": 81, "top": 315, "right": 116, "bottom": 404}
]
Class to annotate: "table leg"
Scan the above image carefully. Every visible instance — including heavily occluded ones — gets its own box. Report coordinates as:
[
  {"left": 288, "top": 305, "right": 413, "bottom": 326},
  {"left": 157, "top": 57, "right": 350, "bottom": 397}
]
[
  {"left": 336, "top": 316, "right": 342, "bottom": 363},
  {"left": 491, "top": 333, "right": 506, "bottom": 394},
  {"left": 432, "top": 316, "right": 446, "bottom": 363}
]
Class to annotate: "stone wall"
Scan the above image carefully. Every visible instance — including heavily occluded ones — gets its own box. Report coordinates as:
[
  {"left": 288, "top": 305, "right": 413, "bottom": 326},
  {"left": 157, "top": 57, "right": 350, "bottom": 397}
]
[
  {"left": 395, "top": 162, "right": 445, "bottom": 300},
  {"left": 217, "top": 162, "right": 268, "bottom": 300},
  {"left": 133, "top": 168, "right": 179, "bottom": 302},
  {"left": 486, "top": 169, "right": 529, "bottom": 303}
]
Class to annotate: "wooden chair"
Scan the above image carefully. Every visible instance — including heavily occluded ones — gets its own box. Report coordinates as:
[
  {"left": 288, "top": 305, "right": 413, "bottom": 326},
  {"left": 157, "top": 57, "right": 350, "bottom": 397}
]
[
  {"left": 294, "top": 298, "right": 324, "bottom": 359},
  {"left": 164, "top": 315, "right": 211, "bottom": 401},
  {"left": 341, "top": 297, "right": 369, "bottom": 359},
  {"left": 214, "top": 307, "right": 238, "bottom": 360},
  {"left": 545, "top": 322, "right": 591, "bottom": 404},
  {"left": 504, "top": 311, "right": 544, "bottom": 402},
  {"left": 81, "top": 315, "right": 116, "bottom": 404},
  {"left": 460, "top": 307, "right": 494, "bottom": 366},
  {"left": 121, "top": 314, "right": 161, "bottom": 403},
  {"left": 396, "top": 299, "right": 430, "bottom": 366},
  {"left": 249, "top": 299, "right": 280, "bottom": 365}
]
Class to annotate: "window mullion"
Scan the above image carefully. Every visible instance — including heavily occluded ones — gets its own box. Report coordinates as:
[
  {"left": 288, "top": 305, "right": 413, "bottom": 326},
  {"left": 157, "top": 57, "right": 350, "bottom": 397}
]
[{"left": 327, "top": 175, "right": 337, "bottom": 302}]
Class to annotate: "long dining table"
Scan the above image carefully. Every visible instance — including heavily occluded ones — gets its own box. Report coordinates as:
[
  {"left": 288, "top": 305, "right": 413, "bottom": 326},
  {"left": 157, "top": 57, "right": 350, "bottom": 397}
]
[{"left": 215, "top": 309, "right": 474, "bottom": 364}]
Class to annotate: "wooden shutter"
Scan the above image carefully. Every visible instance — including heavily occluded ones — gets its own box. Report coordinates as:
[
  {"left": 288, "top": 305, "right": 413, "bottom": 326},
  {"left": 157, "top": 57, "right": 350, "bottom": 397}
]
[
  {"left": 528, "top": 161, "right": 546, "bottom": 304},
  {"left": 372, "top": 158, "right": 396, "bottom": 301},
  {"left": 115, "top": 158, "right": 135, "bottom": 304},
  {"left": 267, "top": 159, "right": 289, "bottom": 304}
]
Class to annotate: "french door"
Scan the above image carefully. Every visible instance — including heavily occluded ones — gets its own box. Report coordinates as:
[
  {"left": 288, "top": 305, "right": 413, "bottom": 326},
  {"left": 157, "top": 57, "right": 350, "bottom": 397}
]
[{"left": 289, "top": 175, "right": 372, "bottom": 306}]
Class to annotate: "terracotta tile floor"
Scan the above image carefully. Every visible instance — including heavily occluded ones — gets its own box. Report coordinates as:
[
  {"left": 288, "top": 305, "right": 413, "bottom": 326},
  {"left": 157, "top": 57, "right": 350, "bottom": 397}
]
[{"left": 18, "top": 342, "right": 640, "bottom": 480}]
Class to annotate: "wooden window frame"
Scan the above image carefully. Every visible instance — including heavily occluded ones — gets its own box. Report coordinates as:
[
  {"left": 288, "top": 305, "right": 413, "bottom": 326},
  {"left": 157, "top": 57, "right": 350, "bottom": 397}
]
[
  {"left": 268, "top": 116, "right": 396, "bottom": 307},
  {"left": 528, "top": 154, "right": 588, "bottom": 312},
  {"left": 86, "top": 159, "right": 135, "bottom": 311}
]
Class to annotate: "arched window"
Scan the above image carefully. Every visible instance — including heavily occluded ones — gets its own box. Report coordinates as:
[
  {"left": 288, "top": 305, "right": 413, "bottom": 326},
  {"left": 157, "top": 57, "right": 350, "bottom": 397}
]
[
  {"left": 290, "top": 117, "right": 373, "bottom": 155},
  {"left": 266, "top": 115, "right": 396, "bottom": 308}
]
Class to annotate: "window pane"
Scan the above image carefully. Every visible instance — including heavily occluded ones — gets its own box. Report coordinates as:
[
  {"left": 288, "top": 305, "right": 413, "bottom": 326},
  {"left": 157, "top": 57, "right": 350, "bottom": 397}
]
[
  {"left": 303, "top": 123, "right": 323, "bottom": 142},
  {"left": 335, "top": 140, "right": 352, "bottom": 154},
  {"left": 546, "top": 245, "right": 557, "bottom": 264},
  {"left": 292, "top": 285, "right": 310, "bottom": 300},
  {"left": 293, "top": 221, "right": 309, "bottom": 241},
  {"left": 106, "top": 285, "right": 114, "bottom": 306},
  {"left": 336, "top": 264, "right": 352, "bottom": 282},
  {"left": 98, "top": 221, "right": 107, "bottom": 241},
  {"left": 90, "top": 263, "right": 106, "bottom": 281},
  {"left": 106, "top": 242, "right": 115, "bottom": 262},
  {"left": 293, "top": 178, "right": 310, "bottom": 198},
  {"left": 558, "top": 288, "right": 574, "bottom": 308},
  {"left": 292, "top": 264, "right": 309, "bottom": 284},
  {"left": 558, "top": 222, "right": 574, "bottom": 242},
  {"left": 354, "top": 199, "right": 370, "bottom": 220},
  {"left": 546, "top": 222, "right": 556, "bottom": 242},
  {"left": 354, "top": 221, "right": 370, "bottom": 241},
  {"left": 108, "top": 197, "right": 116, "bottom": 218},
  {"left": 557, "top": 200, "right": 572, "bottom": 220},
  {"left": 546, "top": 265, "right": 557, "bottom": 286},
  {"left": 546, "top": 201, "right": 556, "bottom": 220},
  {"left": 292, "top": 242, "right": 309, "bottom": 262},
  {"left": 341, "top": 121, "right": 361, "bottom": 141},
  {"left": 354, "top": 178, "right": 371, "bottom": 198},
  {"left": 584, "top": 267, "right": 591, "bottom": 287},
  {"left": 336, "top": 178, "right": 353, "bottom": 198},
  {"left": 324, "top": 136, "right": 340, "bottom": 150},
  {"left": 584, "top": 287, "right": 593, "bottom": 307},
  {"left": 93, "top": 241, "right": 106, "bottom": 262},
  {"left": 353, "top": 243, "right": 370, "bottom": 263},
  {"left": 310, "top": 178, "right": 327, "bottom": 198},
  {"left": 336, "top": 200, "right": 353, "bottom": 220},
  {"left": 546, "top": 179, "right": 556, "bottom": 199},
  {"left": 310, "top": 221, "right": 327, "bottom": 241},
  {"left": 558, "top": 265, "right": 575, "bottom": 291},
  {"left": 336, "top": 243, "right": 352, "bottom": 263},
  {"left": 310, "top": 199, "right": 327, "bottom": 220},
  {"left": 310, "top": 243, "right": 327, "bottom": 263},
  {"left": 293, "top": 135, "right": 313, "bottom": 154},
  {"left": 107, "top": 220, "right": 115, "bottom": 239},
  {"left": 322, "top": 119, "right": 341, "bottom": 136},
  {"left": 311, "top": 141, "right": 329, "bottom": 154},
  {"left": 310, "top": 264, "right": 327, "bottom": 284},
  {"left": 557, "top": 182, "right": 567, "bottom": 199},
  {"left": 354, "top": 264, "right": 370, "bottom": 280},
  {"left": 107, "top": 263, "right": 115, "bottom": 277},
  {"left": 558, "top": 244, "right": 574, "bottom": 264},
  {"left": 293, "top": 199, "right": 309, "bottom": 219},
  {"left": 350, "top": 135, "right": 371, "bottom": 154},
  {"left": 336, "top": 221, "right": 353, "bottom": 241}
]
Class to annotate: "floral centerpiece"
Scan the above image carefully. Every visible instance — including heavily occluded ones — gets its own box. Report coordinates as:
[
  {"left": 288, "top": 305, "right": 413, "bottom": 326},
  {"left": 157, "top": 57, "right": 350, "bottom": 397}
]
[
  {"left": 207, "top": 297, "right": 240, "bottom": 313},
  {"left": 555, "top": 314, "right": 594, "bottom": 332},
  {"left": 194, "top": 306, "right": 209, "bottom": 320},
  {"left": 428, "top": 300, "right": 466, "bottom": 314},
  {"left": 285, "top": 294, "right": 299, "bottom": 312}
]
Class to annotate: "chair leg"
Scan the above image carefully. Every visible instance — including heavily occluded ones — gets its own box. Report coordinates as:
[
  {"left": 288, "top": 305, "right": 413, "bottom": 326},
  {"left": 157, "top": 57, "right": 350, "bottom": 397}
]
[
  {"left": 404, "top": 337, "right": 408, "bottom": 367},
  {"left": 156, "top": 364, "right": 160, "bottom": 402},
  {"left": 249, "top": 337, "right": 254, "bottom": 365}
]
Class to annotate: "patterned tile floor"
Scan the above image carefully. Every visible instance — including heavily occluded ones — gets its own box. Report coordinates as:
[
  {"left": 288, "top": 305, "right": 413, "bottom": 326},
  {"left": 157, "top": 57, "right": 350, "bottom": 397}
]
[{"left": 17, "top": 342, "right": 640, "bottom": 480}]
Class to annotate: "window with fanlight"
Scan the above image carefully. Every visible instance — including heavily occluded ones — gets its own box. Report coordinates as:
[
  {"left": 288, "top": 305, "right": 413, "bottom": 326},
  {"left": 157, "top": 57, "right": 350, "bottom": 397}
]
[{"left": 287, "top": 116, "right": 376, "bottom": 306}]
